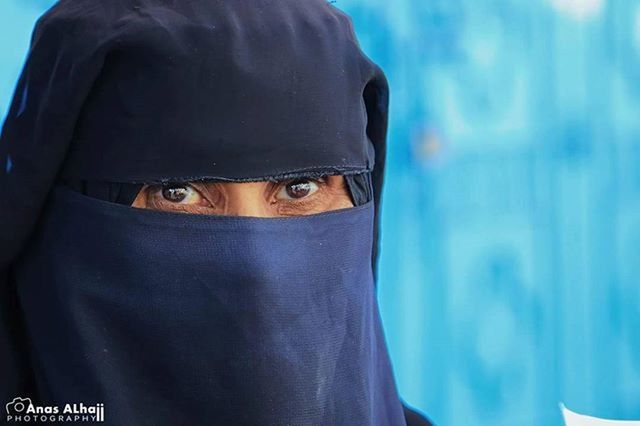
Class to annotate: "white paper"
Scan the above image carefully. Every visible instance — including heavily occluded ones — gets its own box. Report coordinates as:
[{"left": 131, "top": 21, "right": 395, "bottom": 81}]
[{"left": 561, "top": 403, "right": 640, "bottom": 426}]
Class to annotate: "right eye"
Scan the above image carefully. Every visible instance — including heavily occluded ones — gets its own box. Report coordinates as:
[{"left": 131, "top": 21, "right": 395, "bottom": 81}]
[{"left": 276, "top": 178, "right": 321, "bottom": 201}]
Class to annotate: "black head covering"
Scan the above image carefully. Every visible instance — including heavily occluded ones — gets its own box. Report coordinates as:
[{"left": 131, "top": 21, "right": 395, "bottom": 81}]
[
  {"left": 0, "top": 0, "right": 388, "bottom": 270},
  {"left": 0, "top": 1, "right": 431, "bottom": 424}
]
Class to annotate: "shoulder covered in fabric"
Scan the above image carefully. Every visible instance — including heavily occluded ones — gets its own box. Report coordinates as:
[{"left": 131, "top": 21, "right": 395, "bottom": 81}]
[{"left": 403, "top": 403, "right": 435, "bottom": 426}]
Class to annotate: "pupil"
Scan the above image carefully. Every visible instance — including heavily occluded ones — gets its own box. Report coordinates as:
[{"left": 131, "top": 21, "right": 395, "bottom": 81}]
[
  {"left": 286, "top": 181, "right": 311, "bottom": 199},
  {"left": 162, "top": 186, "right": 188, "bottom": 203}
]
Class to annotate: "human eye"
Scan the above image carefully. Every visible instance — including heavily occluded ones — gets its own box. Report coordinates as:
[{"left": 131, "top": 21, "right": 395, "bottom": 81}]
[
  {"left": 149, "top": 183, "right": 213, "bottom": 208},
  {"left": 275, "top": 178, "right": 321, "bottom": 201}
]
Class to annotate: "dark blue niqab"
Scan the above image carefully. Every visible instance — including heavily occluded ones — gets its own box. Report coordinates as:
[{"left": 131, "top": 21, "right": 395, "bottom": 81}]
[
  {"left": 16, "top": 187, "right": 403, "bottom": 424},
  {"left": 0, "top": 0, "right": 431, "bottom": 424}
]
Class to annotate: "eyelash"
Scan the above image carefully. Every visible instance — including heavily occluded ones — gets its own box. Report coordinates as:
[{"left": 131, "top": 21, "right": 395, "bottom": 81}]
[
  {"left": 147, "top": 185, "right": 212, "bottom": 212},
  {"left": 271, "top": 178, "right": 325, "bottom": 201}
]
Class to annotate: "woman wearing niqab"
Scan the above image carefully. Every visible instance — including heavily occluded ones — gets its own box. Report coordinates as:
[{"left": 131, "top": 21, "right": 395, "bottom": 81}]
[{"left": 0, "top": 1, "right": 432, "bottom": 424}]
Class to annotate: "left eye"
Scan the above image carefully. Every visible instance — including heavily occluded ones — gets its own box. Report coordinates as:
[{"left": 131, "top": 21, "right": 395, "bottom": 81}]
[
  {"left": 159, "top": 184, "right": 203, "bottom": 205},
  {"left": 277, "top": 179, "right": 319, "bottom": 200}
]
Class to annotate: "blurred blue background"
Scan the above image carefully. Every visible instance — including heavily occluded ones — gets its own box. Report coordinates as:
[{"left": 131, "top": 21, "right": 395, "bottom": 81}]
[{"left": 2, "top": 1, "right": 639, "bottom": 425}]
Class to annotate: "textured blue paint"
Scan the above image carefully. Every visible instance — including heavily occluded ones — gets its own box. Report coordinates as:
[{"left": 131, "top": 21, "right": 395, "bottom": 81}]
[
  {"left": 1, "top": 1, "right": 639, "bottom": 425},
  {"left": 333, "top": 1, "right": 640, "bottom": 425}
]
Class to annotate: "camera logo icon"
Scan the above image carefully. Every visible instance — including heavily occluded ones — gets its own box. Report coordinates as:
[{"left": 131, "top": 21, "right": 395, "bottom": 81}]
[{"left": 5, "top": 397, "right": 32, "bottom": 416}]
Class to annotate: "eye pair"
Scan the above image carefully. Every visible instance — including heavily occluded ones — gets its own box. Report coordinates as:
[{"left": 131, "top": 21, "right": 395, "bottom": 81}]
[
  {"left": 158, "top": 178, "right": 321, "bottom": 206},
  {"left": 132, "top": 175, "right": 354, "bottom": 217}
]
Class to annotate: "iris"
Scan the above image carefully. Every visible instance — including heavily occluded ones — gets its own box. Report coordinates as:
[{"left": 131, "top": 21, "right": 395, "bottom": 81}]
[
  {"left": 161, "top": 184, "right": 195, "bottom": 203},
  {"left": 281, "top": 179, "right": 319, "bottom": 199}
]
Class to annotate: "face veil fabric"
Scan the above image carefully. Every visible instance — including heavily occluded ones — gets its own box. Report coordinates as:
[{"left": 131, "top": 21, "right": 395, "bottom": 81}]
[
  {"left": 0, "top": 1, "right": 428, "bottom": 424},
  {"left": 15, "top": 187, "right": 402, "bottom": 425}
]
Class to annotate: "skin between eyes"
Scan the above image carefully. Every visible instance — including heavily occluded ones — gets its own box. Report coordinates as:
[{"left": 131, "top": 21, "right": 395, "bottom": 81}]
[{"left": 131, "top": 175, "right": 354, "bottom": 217}]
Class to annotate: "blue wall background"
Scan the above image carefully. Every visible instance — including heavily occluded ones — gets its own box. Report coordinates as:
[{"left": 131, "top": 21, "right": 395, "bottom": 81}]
[{"left": 2, "top": 1, "right": 639, "bottom": 425}]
